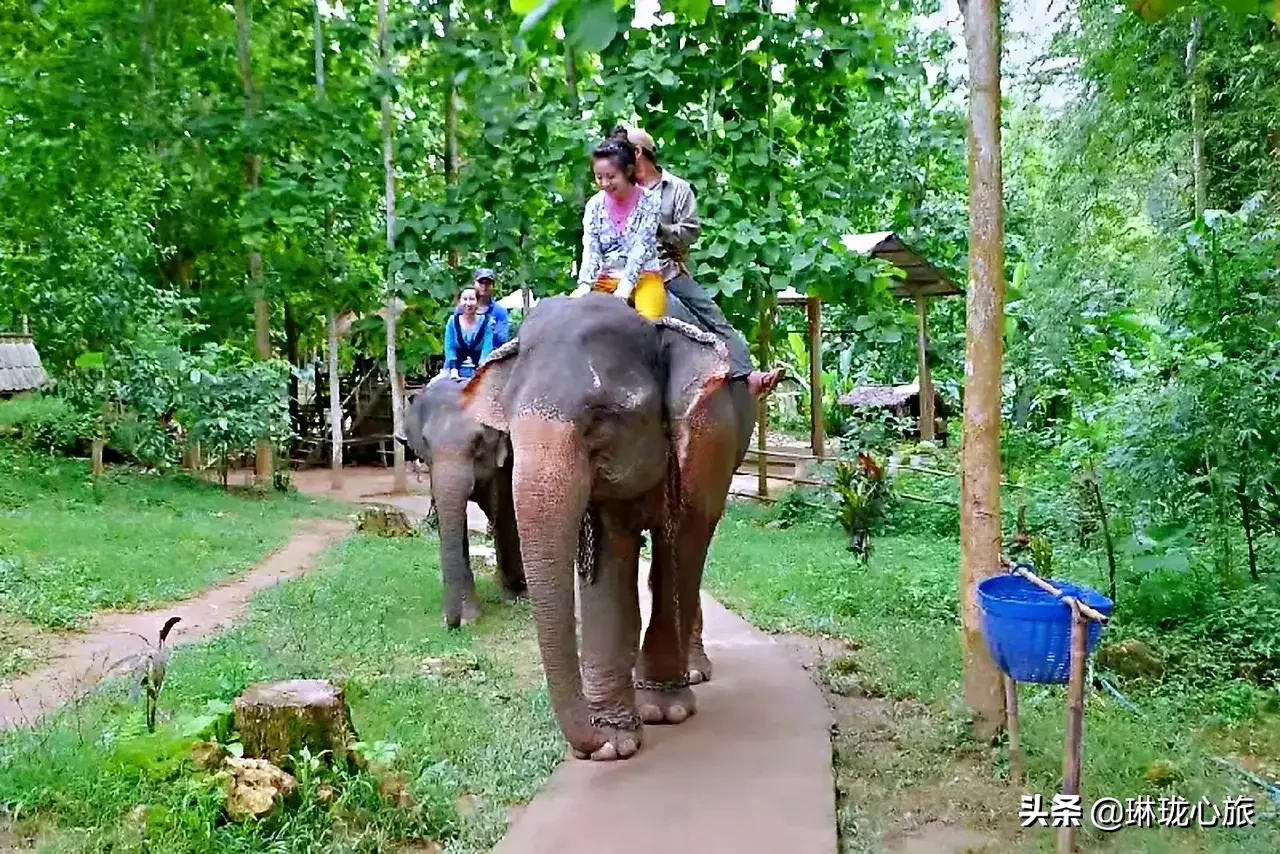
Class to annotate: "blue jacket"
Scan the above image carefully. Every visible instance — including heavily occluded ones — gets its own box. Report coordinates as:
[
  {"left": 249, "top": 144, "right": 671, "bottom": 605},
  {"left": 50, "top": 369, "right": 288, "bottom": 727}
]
[
  {"left": 444, "top": 312, "right": 494, "bottom": 378},
  {"left": 455, "top": 301, "right": 509, "bottom": 347}
]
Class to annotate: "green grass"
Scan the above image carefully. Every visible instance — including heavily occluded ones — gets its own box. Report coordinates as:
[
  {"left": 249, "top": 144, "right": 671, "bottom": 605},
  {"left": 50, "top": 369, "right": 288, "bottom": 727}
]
[
  {"left": 0, "top": 445, "right": 342, "bottom": 629},
  {"left": 705, "top": 501, "right": 1280, "bottom": 853},
  {"left": 0, "top": 532, "right": 561, "bottom": 853}
]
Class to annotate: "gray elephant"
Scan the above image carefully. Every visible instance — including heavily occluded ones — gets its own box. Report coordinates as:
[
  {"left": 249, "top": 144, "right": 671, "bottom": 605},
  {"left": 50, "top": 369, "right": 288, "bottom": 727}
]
[
  {"left": 463, "top": 293, "right": 754, "bottom": 761},
  {"left": 401, "top": 377, "right": 526, "bottom": 628}
]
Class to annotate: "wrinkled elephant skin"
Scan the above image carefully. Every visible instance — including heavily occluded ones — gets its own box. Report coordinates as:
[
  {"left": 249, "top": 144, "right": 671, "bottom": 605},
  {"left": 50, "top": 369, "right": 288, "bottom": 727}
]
[
  {"left": 403, "top": 379, "right": 526, "bottom": 628},
  {"left": 462, "top": 294, "right": 753, "bottom": 760}
]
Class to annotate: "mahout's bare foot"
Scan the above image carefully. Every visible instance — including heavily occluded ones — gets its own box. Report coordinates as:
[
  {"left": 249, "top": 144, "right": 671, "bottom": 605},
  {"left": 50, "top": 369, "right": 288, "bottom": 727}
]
[{"left": 747, "top": 367, "right": 786, "bottom": 397}]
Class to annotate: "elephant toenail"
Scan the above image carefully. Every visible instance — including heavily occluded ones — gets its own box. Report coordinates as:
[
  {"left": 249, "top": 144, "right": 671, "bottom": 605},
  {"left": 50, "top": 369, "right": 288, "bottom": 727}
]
[
  {"left": 619, "top": 738, "right": 638, "bottom": 757},
  {"left": 639, "top": 704, "right": 663, "bottom": 724},
  {"left": 592, "top": 743, "right": 618, "bottom": 761},
  {"left": 668, "top": 706, "right": 689, "bottom": 724},
  {"left": 688, "top": 670, "right": 705, "bottom": 684}
]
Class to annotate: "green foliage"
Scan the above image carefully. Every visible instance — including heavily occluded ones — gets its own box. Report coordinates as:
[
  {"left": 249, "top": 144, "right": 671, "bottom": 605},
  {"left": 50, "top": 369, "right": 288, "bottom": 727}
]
[
  {"left": 832, "top": 454, "right": 890, "bottom": 558},
  {"left": 0, "top": 394, "right": 93, "bottom": 456}
]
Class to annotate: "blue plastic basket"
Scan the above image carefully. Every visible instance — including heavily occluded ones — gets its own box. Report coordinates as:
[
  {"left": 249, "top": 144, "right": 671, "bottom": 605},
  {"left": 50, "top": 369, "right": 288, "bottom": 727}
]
[{"left": 977, "top": 573, "right": 1114, "bottom": 684}]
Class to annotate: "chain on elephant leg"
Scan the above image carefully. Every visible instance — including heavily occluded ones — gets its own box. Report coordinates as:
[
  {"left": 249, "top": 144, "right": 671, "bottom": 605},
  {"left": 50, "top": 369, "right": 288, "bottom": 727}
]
[{"left": 576, "top": 506, "right": 601, "bottom": 584}]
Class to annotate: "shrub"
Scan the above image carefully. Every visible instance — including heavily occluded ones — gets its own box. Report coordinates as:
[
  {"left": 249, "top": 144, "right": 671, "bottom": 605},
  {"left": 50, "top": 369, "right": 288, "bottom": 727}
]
[{"left": 0, "top": 393, "right": 93, "bottom": 454}]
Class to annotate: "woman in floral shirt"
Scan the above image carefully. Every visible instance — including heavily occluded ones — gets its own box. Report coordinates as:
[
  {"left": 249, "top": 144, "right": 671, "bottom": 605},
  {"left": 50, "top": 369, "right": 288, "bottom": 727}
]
[{"left": 571, "top": 134, "right": 667, "bottom": 320}]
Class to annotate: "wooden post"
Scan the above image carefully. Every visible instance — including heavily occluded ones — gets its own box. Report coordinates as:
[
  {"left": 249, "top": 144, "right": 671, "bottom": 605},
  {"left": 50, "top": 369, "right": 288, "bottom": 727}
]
[
  {"left": 915, "top": 294, "right": 935, "bottom": 441},
  {"left": 756, "top": 290, "right": 775, "bottom": 497},
  {"left": 806, "top": 295, "right": 824, "bottom": 458},
  {"left": 1058, "top": 601, "right": 1088, "bottom": 854},
  {"left": 1004, "top": 675, "right": 1023, "bottom": 785}
]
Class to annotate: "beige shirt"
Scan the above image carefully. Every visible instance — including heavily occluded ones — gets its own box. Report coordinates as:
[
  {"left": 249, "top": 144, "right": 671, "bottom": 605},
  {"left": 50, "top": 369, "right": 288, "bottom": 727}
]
[{"left": 646, "top": 170, "right": 701, "bottom": 282}]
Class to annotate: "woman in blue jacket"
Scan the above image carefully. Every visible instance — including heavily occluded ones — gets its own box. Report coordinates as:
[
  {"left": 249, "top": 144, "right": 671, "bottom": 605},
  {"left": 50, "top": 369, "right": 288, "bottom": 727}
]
[{"left": 443, "top": 286, "right": 494, "bottom": 380}]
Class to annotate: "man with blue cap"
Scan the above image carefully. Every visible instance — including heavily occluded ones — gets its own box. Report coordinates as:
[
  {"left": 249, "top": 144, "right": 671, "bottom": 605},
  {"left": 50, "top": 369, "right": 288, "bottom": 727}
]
[{"left": 459, "top": 267, "right": 510, "bottom": 348}]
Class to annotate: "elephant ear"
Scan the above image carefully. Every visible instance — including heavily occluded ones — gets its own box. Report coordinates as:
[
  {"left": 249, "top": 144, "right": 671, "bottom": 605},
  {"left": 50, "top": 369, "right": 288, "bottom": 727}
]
[
  {"left": 461, "top": 339, "right": 519, "bottom": 432},
  {"left": 654, "top": 317, "right": 731, "bottom": 422}
]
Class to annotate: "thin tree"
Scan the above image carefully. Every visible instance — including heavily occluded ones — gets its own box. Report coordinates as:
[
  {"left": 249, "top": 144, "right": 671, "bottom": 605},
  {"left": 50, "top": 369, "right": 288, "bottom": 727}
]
[
  {"left": 959, "top": 0, "right": 1007, "bottom": 740},
  {"left": 378, "top": 0, "right": 408, "bottom": 495},
  {"left": 444, "top": 4, "right": 460, "bottom": 269},
  {"left": 234, "top": 0, "right": 274, "bottom": 487},
  {"left": 1187, "top": 15, "right": 1208, "bottom": 218},
  {"left": 314, "top": 2, "right": 344, "bottom": 491}
]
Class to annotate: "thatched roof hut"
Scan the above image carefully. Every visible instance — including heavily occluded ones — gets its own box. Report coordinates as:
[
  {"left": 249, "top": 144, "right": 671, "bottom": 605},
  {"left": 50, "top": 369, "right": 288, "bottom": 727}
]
[
  {"left": 0, "top": 334, "right": 49, "bottom": 396},
  {"left": 839, "top": 379, "right": 949, "bottom": 442}
]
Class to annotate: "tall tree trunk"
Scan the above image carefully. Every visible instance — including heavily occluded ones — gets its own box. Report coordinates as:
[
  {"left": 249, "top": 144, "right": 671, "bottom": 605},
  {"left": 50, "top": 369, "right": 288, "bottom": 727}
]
[
  {"left": 444, "top": 5, "right": 460, "bottom": 269},
  {"left": 314, "top": 3, "right": 342, "bottom": 490},
  {"left": 285, "top": 299, "right": 301, "bottom": 437},
  {"left": 234, "top": 0, "right": 274, "bottom": 488},
  {"left": 959, "top": 0, "right": 1007, "bottom": 740},
  {"left": 140, "top": 0, "right": 157, "bottom": 93},
  {"left": 378, "top": 0, "right": 407, "bottom": 495},
  {"left": 328, "top": 310, "right": 343, "bottom": 489},
  {"left": 313, "top": 1, "right": 325, "bottom": 94},
  {"left": 1188, "top": 16, "right": 1208, "bottom": 218},
  {"left": 565, "top": 44, "right": 586, "bottom": 275}
]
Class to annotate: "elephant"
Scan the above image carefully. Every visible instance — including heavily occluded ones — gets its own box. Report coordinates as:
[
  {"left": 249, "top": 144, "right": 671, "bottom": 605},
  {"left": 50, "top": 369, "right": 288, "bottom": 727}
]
[
  {"left": 401, "top": 377, "right": 526, "bottom": 628},
  {"left": 462, "top": 293, "right": 754, "bottom": 761}
]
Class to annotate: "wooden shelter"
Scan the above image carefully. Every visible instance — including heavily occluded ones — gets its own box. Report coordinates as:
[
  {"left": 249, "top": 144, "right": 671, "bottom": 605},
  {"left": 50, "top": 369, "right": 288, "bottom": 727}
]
[
  {"left": 0, "top": 333, "right": 48, "bottom": 397},
  {"left": 756, "top": 232, "right": 961, "bottom": 494}
]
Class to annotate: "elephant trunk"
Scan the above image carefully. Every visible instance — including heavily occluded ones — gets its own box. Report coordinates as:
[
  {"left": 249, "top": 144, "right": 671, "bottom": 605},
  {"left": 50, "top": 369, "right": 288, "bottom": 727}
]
[
  {"left": 430, "top": 455, "right": 476, "bottom": 628},
  {"left": 510, "top": 416, "right": 595, "bottom": 751}
]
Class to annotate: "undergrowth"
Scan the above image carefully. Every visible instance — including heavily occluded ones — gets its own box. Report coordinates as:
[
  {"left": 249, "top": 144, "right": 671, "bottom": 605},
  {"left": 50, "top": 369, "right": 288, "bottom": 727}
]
[
  {"left": 0, "top": 532, "right": 560, "bottom": 853},
  {"left": 705, "top": 499, "right": 1280, "bottom": 852}
]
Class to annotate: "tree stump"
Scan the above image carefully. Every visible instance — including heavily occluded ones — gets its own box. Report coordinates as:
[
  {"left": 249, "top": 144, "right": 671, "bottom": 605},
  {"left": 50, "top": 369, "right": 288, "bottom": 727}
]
[
  {"left": 357, "top": 505, "right": 415, "bottom": 537},
  {"left": 232, "top": 679, "right": 358, "bottom": 769}
]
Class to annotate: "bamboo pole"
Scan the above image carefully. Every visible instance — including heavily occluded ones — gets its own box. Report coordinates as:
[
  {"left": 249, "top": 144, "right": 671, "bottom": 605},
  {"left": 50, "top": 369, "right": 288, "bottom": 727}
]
[
  {"left": 1005, "top": 675, "right": 1023, "bottom": 785},
  {"left": 1059, "top": 602, "right": 1088, "bottom": 854}
]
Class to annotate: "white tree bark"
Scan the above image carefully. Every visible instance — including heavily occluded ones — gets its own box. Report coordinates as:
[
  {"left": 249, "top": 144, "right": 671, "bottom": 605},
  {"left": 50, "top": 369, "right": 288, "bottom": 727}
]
[{"left": 378, "top": 0, "right": 407, "bottom": 495}]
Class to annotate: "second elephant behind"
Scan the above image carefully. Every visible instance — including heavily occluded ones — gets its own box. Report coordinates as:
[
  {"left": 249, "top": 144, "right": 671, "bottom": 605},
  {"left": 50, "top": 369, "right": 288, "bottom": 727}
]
[{"left": 402, "top": 377, "right": 526, "bottom": 627}]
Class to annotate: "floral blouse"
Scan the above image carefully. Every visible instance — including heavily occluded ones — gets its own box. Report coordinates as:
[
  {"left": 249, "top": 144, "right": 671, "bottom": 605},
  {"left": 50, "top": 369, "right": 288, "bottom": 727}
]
[{"left": 577, "top": 188, "right": 663, "bottom": 295}]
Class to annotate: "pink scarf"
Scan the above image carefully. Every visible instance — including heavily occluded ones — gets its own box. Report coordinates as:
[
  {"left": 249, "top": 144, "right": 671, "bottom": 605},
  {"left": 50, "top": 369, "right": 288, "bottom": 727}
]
[{"left": 604, "top": 186, "right": 641, "bottom": 232}]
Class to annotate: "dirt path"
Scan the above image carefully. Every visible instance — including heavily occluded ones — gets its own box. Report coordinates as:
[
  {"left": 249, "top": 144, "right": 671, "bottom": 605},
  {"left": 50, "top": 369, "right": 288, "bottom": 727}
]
[
  {"left": 494, "top": 567, "right": 838, "bottom": 854},
  {"left": 0, "top": 519, "right": 350, "bottom": 729}
]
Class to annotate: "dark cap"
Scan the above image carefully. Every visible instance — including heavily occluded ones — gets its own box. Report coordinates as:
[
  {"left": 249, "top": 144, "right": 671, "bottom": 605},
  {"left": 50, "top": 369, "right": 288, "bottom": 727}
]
[{"left": 473, "top": 267, "right": 496, "bottom": 283}]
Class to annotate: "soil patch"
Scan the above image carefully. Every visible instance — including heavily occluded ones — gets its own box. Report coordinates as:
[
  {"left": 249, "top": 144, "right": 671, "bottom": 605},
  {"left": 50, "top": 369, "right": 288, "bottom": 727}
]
[
  {"left": 775, "top": 631, "right": 1013, "bottom": 854},
  {"left": 0, "top": 614, "right": 50, "bottom": 683},
  {"left": 0, "top": 519, "right": 351, "bottom": 729}
]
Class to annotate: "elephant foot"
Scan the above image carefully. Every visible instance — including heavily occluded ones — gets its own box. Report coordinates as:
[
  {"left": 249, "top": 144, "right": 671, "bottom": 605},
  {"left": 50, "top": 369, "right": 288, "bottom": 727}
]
[
  {"left": 569, "top": 713, "right": 643, "bottom": 761},
  {"left": 635, "top": 679, "right": 697, "bottom": 725},
  {"left": 445, "top": 598, "right": 482, "bottom": 630},
  {"left": 687, "top": 650, "right": 714, "bottom": 685}
]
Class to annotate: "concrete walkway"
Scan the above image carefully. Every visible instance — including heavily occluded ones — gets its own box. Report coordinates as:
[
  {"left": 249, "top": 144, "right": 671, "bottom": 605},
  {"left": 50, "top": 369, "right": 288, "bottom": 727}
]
[
  {"left": 494, "top": 586, "right": 837, "bottom": 854},
  {"left": 294, "top": 467, "right": 838, "bottom": 852}
]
